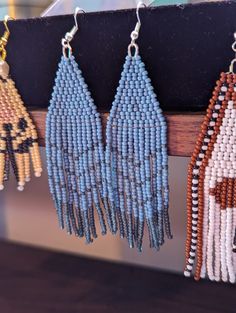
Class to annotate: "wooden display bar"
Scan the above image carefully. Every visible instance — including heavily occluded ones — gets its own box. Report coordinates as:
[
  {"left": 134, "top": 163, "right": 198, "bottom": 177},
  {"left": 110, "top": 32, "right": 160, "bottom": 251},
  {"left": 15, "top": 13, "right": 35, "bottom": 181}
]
[{"left": 31, "top": 109, "right": 203, "bottom": 157}]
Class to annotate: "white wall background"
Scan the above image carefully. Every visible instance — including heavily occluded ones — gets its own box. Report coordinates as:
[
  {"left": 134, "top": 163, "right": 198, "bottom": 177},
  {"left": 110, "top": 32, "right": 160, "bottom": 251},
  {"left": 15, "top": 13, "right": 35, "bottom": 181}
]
[{"left": 0, "top": 149, "right": 189, "bottom": 273}]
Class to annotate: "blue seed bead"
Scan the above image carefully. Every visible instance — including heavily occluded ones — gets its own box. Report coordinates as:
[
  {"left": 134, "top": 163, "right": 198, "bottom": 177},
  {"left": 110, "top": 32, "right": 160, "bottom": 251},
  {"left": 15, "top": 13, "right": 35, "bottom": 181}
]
[
  {"left": 46, "top": 54, "right": 113, "bottom": 243},
  {"left": 105, "top": 53, "right": 171, "bottom": 250}
]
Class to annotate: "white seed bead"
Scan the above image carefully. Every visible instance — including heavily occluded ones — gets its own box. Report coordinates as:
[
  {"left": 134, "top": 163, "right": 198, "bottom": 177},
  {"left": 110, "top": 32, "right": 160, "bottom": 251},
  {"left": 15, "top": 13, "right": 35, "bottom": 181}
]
[
  {"left": 17, "top": 186, "right": 24, "bottom": 192},
  {"left": 184, "top": 271, "right": 191, "bottom": 277}
]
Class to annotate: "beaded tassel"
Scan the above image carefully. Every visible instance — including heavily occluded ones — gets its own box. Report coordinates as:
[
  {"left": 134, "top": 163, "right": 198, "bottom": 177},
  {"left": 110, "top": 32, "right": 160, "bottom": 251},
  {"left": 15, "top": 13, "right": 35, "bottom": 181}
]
[
  {"left": 105, "top": 54, "right": 172, "bottom": 251},
  {"left": 46, "top": 8, "right": 117, "bottom": 242},
  {"left": 185, "top": 72, "right": 236, "bottom": 283},
  {"left": 105, "top": 1, "right": 172, "bottom": 250},
  {"left": 46, "top": 55, "right": 116, "bottom": 243}
]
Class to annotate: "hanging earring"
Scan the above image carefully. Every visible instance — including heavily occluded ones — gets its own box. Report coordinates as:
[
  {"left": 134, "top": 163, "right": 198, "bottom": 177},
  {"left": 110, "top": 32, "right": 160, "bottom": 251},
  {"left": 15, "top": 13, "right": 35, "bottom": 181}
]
[
  {"left": 105, "top": 1, "right": 172, "bottom": 251},
  {"left": 46, "top": 8, "right": 117, "bottom": 244},
  {"left": 185, "top": 33, "right": 236, "bottom": 283},
  {"left": 0, "top": 16, "right": 42, "bottom": 191}
]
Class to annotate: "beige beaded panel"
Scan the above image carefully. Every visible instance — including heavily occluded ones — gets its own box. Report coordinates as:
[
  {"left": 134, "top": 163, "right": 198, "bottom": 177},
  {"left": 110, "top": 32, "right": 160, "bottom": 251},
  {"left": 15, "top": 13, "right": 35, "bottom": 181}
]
[{"left": 0, "top": 65, "right": 42, "bottom": 191}]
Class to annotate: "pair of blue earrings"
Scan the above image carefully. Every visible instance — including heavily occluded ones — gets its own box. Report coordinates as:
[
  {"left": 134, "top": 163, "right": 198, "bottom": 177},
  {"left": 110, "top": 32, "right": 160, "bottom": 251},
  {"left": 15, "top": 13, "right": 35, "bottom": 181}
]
[{"left": 46, "top": 3, "right": 172, "bottom": 251}]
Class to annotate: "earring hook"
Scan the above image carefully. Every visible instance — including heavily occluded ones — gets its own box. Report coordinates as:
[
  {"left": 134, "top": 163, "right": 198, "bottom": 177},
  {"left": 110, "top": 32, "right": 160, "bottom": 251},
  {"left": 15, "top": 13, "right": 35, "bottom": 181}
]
[
  {"left": 136, "top": 1, "right": 145, "bottom": 28},
  {"left": 128, "top": 1, "right": 146, "bottom": 57},
  {"left": 62, "top": 7, "right": 85, "bottom": 59},
  {"left": 0, "top": 15, "right": 14, "bottom": 61},
  {"left": 229, "top": 32, "right": 236, "bottom": 73}
]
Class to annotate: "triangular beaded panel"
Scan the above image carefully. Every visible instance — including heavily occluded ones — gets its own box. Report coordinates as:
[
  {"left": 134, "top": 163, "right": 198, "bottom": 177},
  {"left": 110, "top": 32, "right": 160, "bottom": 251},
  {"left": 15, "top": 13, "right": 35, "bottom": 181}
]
[
  {"left": 46, "top": 56, "right": 116, "bottom": 244},
  {"left": 105, "top": 55, "right": 172, "bottom": 251},
  {"left": 0, "top": 77, "right": 42, "bottom": 190}
]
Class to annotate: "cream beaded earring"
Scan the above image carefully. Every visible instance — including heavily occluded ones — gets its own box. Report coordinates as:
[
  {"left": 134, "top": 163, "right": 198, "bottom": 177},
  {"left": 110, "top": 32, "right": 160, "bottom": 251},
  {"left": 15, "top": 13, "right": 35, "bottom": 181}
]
[
  {"left": 0, "top": 16, "right": 42, "bottom": 191},
  {"left": 185, "top": 32, "right": 236, "bottom": 283}
]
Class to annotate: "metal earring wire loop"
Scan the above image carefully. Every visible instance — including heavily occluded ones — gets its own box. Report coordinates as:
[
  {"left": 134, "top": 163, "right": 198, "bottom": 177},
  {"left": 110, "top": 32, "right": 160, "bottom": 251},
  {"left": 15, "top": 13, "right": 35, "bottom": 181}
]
[
  {"left": 62, "top": 39, "right": 72, "bottom": 58},
  {"left": 136, "top": 1, "right": 146, "bottom": 26},
  {"left": 73, "top": 7, "right": 82, "bottom": 31},
  {"left": 128, "top": 42, "right": 139, "bottom": 57},
  {"left": 0, "top": 15, "right": 14, "bottom": 61},
  {"left": 229, "top": 33, "right": 236, "bottom": 73},
  {"left": 62, "top": 7, "right": 85, "bottom": 58},
  {"left": 3, "top": 16, "right": 11, "bottom": 33},
  {"left": 128, "top": 1, "right": 146, "bottom": 57},
  {"left": 229, "top": 59, "right": 236, "bottom": 74}
]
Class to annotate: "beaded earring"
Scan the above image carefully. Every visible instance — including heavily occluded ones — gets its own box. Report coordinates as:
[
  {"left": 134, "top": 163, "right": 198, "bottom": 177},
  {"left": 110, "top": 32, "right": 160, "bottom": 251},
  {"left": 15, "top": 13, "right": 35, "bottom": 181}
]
[
  {"left": 185, "top": 33, "right": 236, "bottom": 283},
  {"left": 105, "top": 2, "right": 172, "bottom": 251},
  {"left": 46, "top": 8, "right": 117, "bottom": 244},
  {"left": 0, "top": 16, "right": 42, "bottom": 191}
]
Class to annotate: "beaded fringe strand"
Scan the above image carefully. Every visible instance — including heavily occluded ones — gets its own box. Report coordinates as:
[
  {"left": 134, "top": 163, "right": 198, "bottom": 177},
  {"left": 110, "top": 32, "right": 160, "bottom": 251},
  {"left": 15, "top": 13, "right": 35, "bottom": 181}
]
[
  {"left": 46, "top": 56, "right": 117, "bottom": 244},
  {"left": 185, "top": 72, "right": 236, "bottom": 283},
  {"left": 105, "top": 55, "right": 172, "bottom": 251}
]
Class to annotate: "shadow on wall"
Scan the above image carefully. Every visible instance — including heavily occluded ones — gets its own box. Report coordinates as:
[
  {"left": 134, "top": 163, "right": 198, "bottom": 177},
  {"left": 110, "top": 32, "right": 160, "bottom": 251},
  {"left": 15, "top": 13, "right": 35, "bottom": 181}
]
[
  {"left": 0, "top": 148, "right": 188, "bottom": 273},
  {"left": 0, "top": 185, "right": 7, "bottom": 238}
]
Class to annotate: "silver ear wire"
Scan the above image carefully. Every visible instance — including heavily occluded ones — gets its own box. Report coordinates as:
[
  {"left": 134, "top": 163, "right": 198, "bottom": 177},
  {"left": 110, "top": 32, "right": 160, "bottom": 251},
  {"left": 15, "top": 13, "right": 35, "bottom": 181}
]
[
  {"left": 229, "top": 32, "right": 236, "bottom": 73},
  {"left": 128, "top": 1, "right": 146, "bottom": 57},
  {"left": 62, "top": 7, "right": 85, "bottom": 58}
]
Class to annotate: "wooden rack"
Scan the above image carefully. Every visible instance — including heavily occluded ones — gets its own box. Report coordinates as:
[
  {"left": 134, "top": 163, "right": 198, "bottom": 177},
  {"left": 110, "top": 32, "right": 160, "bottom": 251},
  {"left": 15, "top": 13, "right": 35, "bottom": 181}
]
[{"left": 31, "top": 109, "right": 203, "bottom": 157}]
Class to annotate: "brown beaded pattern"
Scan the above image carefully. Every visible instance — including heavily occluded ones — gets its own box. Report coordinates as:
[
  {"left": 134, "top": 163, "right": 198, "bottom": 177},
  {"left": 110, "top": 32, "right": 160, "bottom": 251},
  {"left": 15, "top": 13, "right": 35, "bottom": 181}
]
[
  {"left": 185, "top": 75, "right": 226, "bottom": 268},
  {"left": 196, "top": 74, "right": 236, "bottom": 281},
  {"left": 185, "top": 73, "right": 233, "bottom": 279}
]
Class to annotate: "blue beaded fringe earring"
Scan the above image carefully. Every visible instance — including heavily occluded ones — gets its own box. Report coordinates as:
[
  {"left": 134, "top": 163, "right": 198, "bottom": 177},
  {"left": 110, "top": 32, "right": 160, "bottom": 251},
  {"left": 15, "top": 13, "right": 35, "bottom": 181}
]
[
  {"left": 46, "top": 8, "right": 117, "bottom": 244},
  {"left": 105, "top": 2, "right": 172, "bottom": 251}
]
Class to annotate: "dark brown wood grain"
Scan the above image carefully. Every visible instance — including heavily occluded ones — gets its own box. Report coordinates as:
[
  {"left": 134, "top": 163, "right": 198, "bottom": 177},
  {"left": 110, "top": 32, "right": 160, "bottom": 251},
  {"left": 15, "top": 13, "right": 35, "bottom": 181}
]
[
  {"left": 30, "top": 109, "right": 203, "bottom": 157},
  {"left": 0, "top": 240, "right": 234, "bottom": 313}
]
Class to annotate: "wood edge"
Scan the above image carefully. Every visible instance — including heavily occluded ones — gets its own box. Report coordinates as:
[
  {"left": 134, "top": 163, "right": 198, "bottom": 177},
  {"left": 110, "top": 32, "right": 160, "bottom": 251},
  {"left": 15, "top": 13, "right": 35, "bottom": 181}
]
[{"left": 30, "top": 109, "right": 203, "bottom": 157}]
